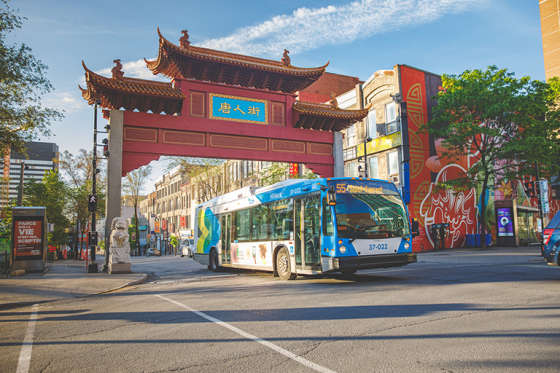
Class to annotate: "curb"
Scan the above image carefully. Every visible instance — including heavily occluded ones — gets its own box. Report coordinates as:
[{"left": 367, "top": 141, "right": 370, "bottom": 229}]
[{"left": 0, "top": 273, "right": 148, "bottom": 310}]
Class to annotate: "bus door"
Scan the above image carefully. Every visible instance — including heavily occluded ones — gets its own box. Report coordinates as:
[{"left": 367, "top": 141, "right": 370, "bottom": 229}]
[
  {"left": 294, "top": 195, "right": 321, "bottom": 269},
  {"left": 221, "top": 214, "right": 231, "bottom": 264}
]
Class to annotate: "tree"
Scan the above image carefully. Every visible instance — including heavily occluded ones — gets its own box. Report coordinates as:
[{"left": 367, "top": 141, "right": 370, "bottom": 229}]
[
  {"left": 421, "top": 66, "right": 560, "bottom": 249},
  {"left": 24, "top": 170, "right": 71, "bottom": 247},
  {"left": 166, "top": 157, "right": 223, "bottom": 202},
  {"left": 0, "top": 0, "right": 63, "bottom": 169},
  {"left": 259, "top": 162, "right": 318, "bottom": 186},
  {"left": 122, "top": 165, "right": 152, "bottom": 255},
  {"left": 59, "top": 150, "right": 106, "bottom": 258}
]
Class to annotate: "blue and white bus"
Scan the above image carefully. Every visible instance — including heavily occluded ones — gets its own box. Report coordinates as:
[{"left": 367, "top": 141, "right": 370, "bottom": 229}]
[{"left": 193, "top": 177, "right": 419, "bottom": 280}]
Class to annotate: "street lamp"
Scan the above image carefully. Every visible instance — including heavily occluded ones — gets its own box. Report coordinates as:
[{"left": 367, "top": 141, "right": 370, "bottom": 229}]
[
  {"left": 17, "top": 162, "right": 29, "bottom": 206},
  {"left": 358, "top": 137, "right": 372, "bottom": 178}
]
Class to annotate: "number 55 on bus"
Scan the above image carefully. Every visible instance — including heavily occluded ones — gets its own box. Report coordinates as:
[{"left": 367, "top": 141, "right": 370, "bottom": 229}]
[{"left": 193, "top": 177, "right": 419, "bottom": 280}]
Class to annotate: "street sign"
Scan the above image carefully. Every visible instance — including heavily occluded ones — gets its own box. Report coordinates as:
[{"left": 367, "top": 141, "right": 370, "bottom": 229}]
[
  {"left": 539, "top": 180, "right": 550, "bottom": 214},
  {"left": 88, "top": 194, "right": 97, "bottom": 212}
]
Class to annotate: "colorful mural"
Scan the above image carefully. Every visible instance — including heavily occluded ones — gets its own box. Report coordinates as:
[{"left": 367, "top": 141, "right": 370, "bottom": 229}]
[{"left": 401, "top": 65, "right": 560, "bottom": 251}]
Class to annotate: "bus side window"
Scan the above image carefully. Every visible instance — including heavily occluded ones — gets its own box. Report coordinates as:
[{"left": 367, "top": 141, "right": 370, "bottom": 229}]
[{"left": 322, "top": 197, "right": 334, "bottom": 236}]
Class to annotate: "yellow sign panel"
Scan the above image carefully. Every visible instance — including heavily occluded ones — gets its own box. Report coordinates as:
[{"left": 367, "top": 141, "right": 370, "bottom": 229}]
[{"left": 357, "top": 131, "right": 402, "bottom": 157}]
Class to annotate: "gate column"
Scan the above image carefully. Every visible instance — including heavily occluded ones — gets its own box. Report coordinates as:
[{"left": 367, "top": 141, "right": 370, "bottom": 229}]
[
  {"left": 333, "top": 132, "right": 344, "bottom": 177},
  {"left": 104, "top": 110, "right": 123, "bottom": 266}
]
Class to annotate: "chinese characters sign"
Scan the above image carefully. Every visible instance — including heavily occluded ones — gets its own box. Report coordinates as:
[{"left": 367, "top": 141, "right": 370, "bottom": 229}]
[
  {"left": 210, "top": 93, "right": 267, "bottom": 124},
  {"left": 14, "top": 220, "right": 43, "bottom": 257}
]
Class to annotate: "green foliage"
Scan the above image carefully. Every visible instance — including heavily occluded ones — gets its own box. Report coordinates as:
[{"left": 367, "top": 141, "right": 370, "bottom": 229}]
[
  {"left": 260, "top": 163, "right": 317, "bottom": 186},
  {"left": 23, "top": 170, "right": 71, "bottom": 246},
  {"left": 122, "top": 165, "right": 151, "bottom": 254},
  {"left": 170, "top": 235, "right": 179, "bottom": 248},
  {"left": 420, "top": 66, "right": 560, "bottom": 247},
  {"left": 128, "top": 221, "right": 136, "bottom": 251},
  {"left": 0, "top": 0, "right": 63, "bottom": 157}
]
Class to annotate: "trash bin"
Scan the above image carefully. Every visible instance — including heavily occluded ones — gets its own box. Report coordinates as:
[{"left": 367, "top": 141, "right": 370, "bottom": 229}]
[
  {"left": 466, "top": 234, "right": 474, "bottom": 247},
  {"left": 475, "top": 234, "right": 492, "bottom": 247}
]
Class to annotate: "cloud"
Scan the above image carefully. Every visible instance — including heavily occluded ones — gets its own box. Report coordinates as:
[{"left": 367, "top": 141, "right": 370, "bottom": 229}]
[
  {"left": 43, "top": 92, "right": 87, "bottom": 112},
  {"left": 199, "top": 0, "right": 487, "bottom": 58}
]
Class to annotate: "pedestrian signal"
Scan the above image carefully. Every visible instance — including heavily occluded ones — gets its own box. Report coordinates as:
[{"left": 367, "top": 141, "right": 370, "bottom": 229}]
[{"left": 88, "top": 194, "right": 97, "bottom": 212}]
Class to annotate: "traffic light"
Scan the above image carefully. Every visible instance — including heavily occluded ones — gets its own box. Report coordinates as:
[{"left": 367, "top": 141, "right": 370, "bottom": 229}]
[
  {"left": 524, "top": 182, "right": 535, "bottom": 197},
  {"left": 88, "top": 194, "right": 97, "bottom": 212}
]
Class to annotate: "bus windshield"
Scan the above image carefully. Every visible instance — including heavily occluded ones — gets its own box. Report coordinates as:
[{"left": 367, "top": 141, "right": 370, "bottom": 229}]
[{"left": 328, "top": 180, "right": 410, "bottom": 240}]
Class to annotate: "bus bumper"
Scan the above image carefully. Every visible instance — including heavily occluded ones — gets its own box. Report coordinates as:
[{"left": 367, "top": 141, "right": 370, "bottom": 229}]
[{"left": 327, "top": 253, "right": 417, "bottom": 272}]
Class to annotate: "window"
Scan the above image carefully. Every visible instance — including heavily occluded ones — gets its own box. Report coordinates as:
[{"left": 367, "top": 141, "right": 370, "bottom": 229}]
[
  {"left": 343, "top": 147, "right": 356, "bottom": 161},
  {"left": 346, "top": 124, "right": 355, "bottom": 146},
  {"left": 346, "top": 162, "right": 357, "bottom": 177},
  {"left": 388, "top": 152, "right": 399, "bottom": 176},
  {"left": 234, "top": 209, "right": 251, "bottom": 242},
  {"left": 369, "top": 156, "right": 379, "bottom": 179},
  {"left": 252, "top": 204, "right": 271, "bottom": 240},
  {"left": 269, "top": 199, "right": 293, "bottom": 240},
  {"left": 386, "top": 102, "right": 397, "bottom": 134},
  {"left": 367, "top": 110, "right": 377, "bottom": 139}
]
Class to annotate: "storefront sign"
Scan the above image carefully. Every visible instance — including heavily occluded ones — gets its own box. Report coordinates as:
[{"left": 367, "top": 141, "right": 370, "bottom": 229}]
[
  {"left": 162, "top": 219, "right": 167, "bottom": 231},
  {"left": 209, "top": 93, "right": 267, "bottom": 124},
  {"left": 497, "top": 207, "right": 514, "bottom": 237},
  {"left": 180, "top": 216, "right": 186, "bottom": 228},
  {"left": 357, "top": 131, "right": 402, "bottom": 157},
  {"left": 154, "top": 221, "right": 160, "bottom": 233}
]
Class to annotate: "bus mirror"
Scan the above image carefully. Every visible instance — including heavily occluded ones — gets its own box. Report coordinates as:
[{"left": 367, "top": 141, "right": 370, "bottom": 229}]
[
  {"left": 411, "top": 218, "right": 420, "bottom": 237},
  {"left": 327, "top": 188, "right": 337, "bottom": 206}
]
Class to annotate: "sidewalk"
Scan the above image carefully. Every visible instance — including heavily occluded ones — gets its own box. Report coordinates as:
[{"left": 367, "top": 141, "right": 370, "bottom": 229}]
[
  {"left": 416, "top": 245, "right": 545, "bottom": 265},
  {"left": 0, "top": 259, "right": 146, "bottom": 309}
]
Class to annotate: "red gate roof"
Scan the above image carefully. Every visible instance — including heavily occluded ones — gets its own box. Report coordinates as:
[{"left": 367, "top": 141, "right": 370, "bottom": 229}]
[
  {"left": 293, "top": 101, "right": 370, "bottom": 131},
  {"left": 145, "top": 28, "right": 328, "bottom": 93},
  {"left": 79, "top": 62, "right": 185, "bottom": 115}
]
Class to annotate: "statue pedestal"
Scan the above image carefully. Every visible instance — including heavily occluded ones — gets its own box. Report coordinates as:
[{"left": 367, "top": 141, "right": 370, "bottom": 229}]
[
  {"left": 108, "top": 247, "right": 131, "bottom": 274},
  {"left": 109, "top": 261, "right": 131, "bottom": 274}
]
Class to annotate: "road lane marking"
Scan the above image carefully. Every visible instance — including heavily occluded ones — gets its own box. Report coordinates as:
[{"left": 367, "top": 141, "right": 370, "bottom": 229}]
[
  {"left": 16, "top": 304, "right": 39, "bottom": 373},
  {"left": 155, "top": 294, "right": 336, "bottom": 373}
]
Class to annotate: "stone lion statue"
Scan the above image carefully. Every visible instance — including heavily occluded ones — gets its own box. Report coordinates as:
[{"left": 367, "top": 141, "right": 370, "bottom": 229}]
[{"left": 109, "top": 217, "right": 130, "bottom": 263}]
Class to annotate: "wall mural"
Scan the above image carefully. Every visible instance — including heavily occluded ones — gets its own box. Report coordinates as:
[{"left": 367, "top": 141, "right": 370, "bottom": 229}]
[{"left": 401, "top": 66, "right": 559, "bottom": 252}]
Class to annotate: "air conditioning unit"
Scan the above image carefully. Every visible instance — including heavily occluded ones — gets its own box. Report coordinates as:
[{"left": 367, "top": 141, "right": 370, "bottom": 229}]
[{"left": 390, "top": 174, "right": 400, "bottom": 184}]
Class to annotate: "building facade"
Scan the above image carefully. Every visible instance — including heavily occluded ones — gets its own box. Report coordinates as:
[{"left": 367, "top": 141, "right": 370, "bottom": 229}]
[
  {"left": 2, "top": 142, "right": 59, "bottom": 207},
  {"left": 540, "top": 0, "right": 560, "bottom": 81}
]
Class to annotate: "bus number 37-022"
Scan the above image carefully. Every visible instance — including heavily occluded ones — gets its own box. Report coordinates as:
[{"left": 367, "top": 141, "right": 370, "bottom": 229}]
[{"left": 369, "top": 244, "right": 388, "bottom": 250}]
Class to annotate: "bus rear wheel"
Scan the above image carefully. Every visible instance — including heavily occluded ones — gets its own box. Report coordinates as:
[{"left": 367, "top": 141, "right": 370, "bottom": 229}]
[
  {"left": 208, "top": 249, "right": 219, "bottom": 272},
  {"left": 276, "top": 248, "right": 296, "bottom": 280}
]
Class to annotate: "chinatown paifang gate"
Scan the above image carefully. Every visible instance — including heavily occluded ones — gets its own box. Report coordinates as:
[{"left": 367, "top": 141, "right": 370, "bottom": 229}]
[{"left": 80, "top": 29, "right": 368, "bottom": 249}]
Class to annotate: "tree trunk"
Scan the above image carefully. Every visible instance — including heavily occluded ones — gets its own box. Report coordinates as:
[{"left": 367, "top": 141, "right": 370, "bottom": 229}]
[{"left": 480, "top": 173, "right": 490, "bottom": 250}]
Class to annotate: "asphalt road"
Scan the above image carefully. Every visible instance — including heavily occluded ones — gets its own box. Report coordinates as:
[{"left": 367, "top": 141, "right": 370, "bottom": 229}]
[{"left": 1, "top": 250, "right": 559, "bottom": 373}]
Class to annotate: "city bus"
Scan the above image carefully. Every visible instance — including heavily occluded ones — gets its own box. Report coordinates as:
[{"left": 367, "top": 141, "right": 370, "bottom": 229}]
[{"left": 193, "top": 177, "right": 419, "bottom": 280}]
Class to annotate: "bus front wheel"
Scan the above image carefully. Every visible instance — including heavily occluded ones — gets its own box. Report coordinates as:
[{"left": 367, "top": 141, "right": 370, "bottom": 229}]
[
  {"left": 208, "top": 249, "right": 219, "bottom": 272},
  {"left": 276, "top": 248, "right": 296, "bottom": 280}
]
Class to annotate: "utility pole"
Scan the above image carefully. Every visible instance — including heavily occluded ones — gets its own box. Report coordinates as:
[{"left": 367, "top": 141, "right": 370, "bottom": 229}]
[
  {"left": 88, "top": 100, "right": 101, "bottom": 273},
  {"left": 535, "top": 162, "right": 545, "bottom": 257},
  {"left": 17, "top": 162, "right": 28, "bottom": 206}
]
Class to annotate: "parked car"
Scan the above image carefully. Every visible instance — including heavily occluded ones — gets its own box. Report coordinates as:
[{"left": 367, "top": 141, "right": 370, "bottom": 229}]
[
  {"left": 543, "top": 211, "right": 560, "bottom": 266},
  {"left": 146, "top": 248, "right": 161, "bottom": 257},
  {"left": 179, "top": 239, "right": 193, "bottom": 258}
]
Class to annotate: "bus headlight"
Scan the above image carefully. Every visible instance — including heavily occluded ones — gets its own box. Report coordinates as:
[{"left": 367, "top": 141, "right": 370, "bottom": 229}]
[
  {"left": 404, "top": 242, "right": 410, "bottom": 250},
  {"left": 339, "top": 246, "right": 346, "bottom": 254}
]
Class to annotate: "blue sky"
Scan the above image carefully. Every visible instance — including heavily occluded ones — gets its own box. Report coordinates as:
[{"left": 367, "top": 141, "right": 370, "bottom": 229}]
[{"left": 6, "top": 0, "right": 544, "bottom": 192}]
